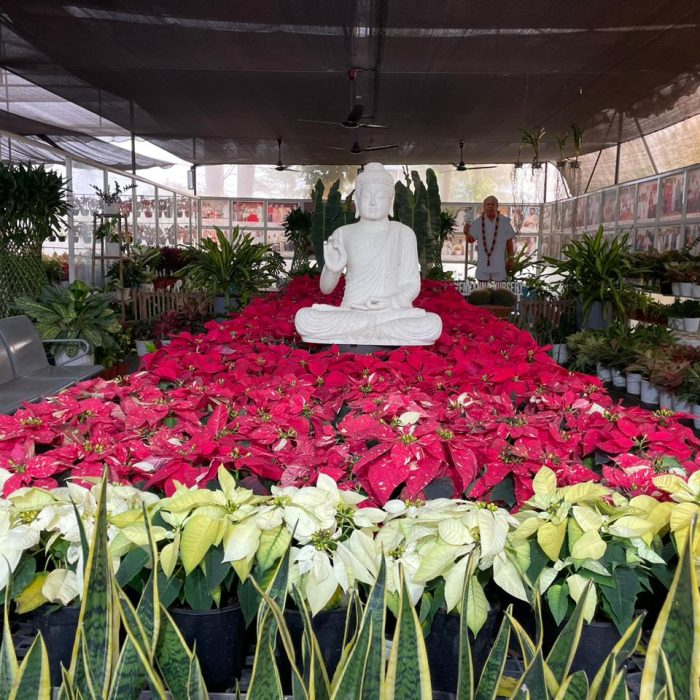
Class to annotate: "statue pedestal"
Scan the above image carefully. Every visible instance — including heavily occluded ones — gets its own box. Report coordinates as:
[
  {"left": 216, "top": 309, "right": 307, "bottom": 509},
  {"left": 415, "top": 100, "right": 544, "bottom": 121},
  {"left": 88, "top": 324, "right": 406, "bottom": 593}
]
[{"left": 337, "top": 344, "right": 398, "bottom": 354}]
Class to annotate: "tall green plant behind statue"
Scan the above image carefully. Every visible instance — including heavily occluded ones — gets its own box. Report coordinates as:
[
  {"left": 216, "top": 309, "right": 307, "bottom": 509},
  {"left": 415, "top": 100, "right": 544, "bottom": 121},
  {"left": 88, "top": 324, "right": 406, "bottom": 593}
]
[
  {"left": 393, "top": 167, "right": 441, "bottom": 277},
  {"left": 310, "top": 179, "right": 356, "bottom": 271},
  {"left": 0, "top": 163, "right": 70, "bottom": 317}
]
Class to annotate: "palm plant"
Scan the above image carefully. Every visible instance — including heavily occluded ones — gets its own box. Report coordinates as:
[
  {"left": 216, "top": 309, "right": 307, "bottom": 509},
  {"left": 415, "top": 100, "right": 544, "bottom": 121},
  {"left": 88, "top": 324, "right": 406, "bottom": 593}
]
[
  {"left": 178, "top": 226, "right": 286, "bottom": 308},
  {"left": 282, "top": 207, "right": 313, "bottom": 274},
  {"left": 520, "top": 127, "right": 546, "bottom": 167},
  {"left": 545, "top": 226, "right": 640, "bottom": 326}
]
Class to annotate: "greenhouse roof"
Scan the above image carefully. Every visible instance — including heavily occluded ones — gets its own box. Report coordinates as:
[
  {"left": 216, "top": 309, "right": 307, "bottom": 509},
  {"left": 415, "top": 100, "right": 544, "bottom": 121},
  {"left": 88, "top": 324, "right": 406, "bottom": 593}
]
[{"left": 1, "top": 2, "right": 700, "bottom": 175}]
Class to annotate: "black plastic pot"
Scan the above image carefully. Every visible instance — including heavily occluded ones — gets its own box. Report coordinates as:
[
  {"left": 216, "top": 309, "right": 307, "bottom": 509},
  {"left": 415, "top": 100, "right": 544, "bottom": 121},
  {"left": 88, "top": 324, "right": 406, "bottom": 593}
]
[
  {"left": 278, "top": 606, "right": 355, "bottom": 691},
  {"left": 570, "top": 620, "right": 621, "bottom": 679},
  {"left": 424, "top": 606, "right": 501, "bottom": 693},
  {"left": 171, "top": 604, "right": 246, "bottom": 692},
  {"left": 34, "top": 605, "right": 80, "bottom": 686}
]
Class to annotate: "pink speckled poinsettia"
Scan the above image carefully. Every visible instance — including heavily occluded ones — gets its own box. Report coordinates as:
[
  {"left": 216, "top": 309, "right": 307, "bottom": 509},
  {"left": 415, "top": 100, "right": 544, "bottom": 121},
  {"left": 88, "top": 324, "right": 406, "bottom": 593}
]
[{"left": 1, "top": 276, "right": 700, "bottom": 507}]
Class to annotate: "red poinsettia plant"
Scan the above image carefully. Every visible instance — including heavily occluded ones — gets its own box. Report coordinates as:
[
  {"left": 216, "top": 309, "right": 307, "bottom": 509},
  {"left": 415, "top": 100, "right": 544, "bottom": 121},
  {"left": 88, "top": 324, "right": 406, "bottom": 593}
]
[{"left": 1, "top": 277, "right": 699, "bottom": 509}]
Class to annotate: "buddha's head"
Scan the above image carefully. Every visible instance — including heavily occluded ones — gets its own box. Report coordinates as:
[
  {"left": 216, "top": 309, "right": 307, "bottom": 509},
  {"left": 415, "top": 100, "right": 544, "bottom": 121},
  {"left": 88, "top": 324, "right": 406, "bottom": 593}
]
[{"left": 355, "top": 163, "right": 394, "bottom": 221}]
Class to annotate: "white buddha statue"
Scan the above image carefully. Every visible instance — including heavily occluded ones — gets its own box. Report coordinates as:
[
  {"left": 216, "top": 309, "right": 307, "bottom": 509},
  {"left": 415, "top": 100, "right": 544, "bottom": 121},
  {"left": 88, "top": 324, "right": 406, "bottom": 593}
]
[{"left": 295, "top": 163, "right": 442, "bottom": 346}]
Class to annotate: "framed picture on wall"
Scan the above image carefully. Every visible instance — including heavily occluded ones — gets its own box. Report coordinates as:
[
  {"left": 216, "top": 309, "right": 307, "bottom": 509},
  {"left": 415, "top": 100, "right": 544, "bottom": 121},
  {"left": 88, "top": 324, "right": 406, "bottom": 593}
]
[
  {"left": 686, "top": 169, "right": 700, "bottom": 217},
  {"left": 633, "top": 226, "right": 656, "bottom": 252},
  {"left": 586, "top": 192, "right": 602, "bottom": 227},
  {"left": 618, "top": 184, "right": 636, "bottom": 222},
  {"left": 562, "top": 200, "right": 574, "bottom": 230},
  {"left": 659, "top": 173, "right": 685, "bottom": 219},
  {"left": 541, "top": 204, "right": 552, "bottom": 233},
  {"left": 232, "top": 201, "right": 264, "bottom": 224},
  {"left": 200, "top": 198, "right": 229, "bottom": 226},
  {"left": 602, "top": 188, "right": 618, "bottom": 224},
  {"left": 636, "top": 180, "right": 658, "bottom": 222},
  {"left": 521, "top": 206, "right": 540, "bottom": 233},
  {"left": 685, "top": 223, "right": 700, "bottom": 255},
  {"left": 515, "top": 235, "right": 538, "bottom": 257},
  {"left": 656, "top": 225, "right": 683, "bottom": 252},
  {"left": 509, "top": 206, "right": 524, "bottom": 232},
  {"left": 574, "top": 197, "right": 586, "bottom": 229},
  {"left": 265, "top": 228, "right": 293, "bottom": 256},
  {"left": 267, "top": 201, "right": 297, "bottom": 226}
]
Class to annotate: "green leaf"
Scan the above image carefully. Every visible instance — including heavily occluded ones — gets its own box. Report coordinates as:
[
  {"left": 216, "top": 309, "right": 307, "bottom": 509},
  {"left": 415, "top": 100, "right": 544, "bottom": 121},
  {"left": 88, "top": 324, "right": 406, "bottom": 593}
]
[
  {"left": 256, "top": 526, "right": 291, "bottom": 572},
  {"left": 640, "top": 519, "right": 700, "bottom": 700},
  {"left": 456, "top": 555, "right": 476, "bottom": 699},
  {"left": 547, "top": 583, "right": 570, "bottom": 626},
  {"left": 554, "top": 670, "right": 588, "bottom": 700},
  {"left": 474, "top": 608, "right": 510, "bottom": 700},
  {"left": 155, "top": 606, "right": 199, "bottom": 698},
  {"left": 69, "top": 471, "right": 116, "bottom": 699},
  {"left": 510, "top": 648, "right": 549, "bottom": 700},
  {"left": 385, "top": 573, "right": 432, "bottom": 699},
  {"left": 8, "top": 633, "right": 51, "bottom": 700},
  {"left": 546, "top": 579, "right": 591, "bottom": 685},
  {"left": 0, "top": 575, "right": 18, "bottom": 698},
  {"left": 290, "top": 588, "right": 330, "bottom": 700},
  {"left": 332, "top": 557, "right": 386, "bottom": 699},
  {"left": 183, "top": 567, "right": 211, "bottom": 610},
  {"left": 601, "top": 567, "right": 641, "bottom": 635},
  {"left": 156, "top": 570, "right": 181, "bottom": 609},
  {"left": 115, "top": 547, "right": 150, "bottom": 588}
]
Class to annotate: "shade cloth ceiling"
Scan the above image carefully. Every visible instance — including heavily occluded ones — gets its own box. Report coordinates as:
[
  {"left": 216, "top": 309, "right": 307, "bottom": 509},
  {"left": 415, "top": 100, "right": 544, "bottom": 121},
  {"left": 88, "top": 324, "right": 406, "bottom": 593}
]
[{"left": 1, "top": 1, "right": 700, "bottom": 167}]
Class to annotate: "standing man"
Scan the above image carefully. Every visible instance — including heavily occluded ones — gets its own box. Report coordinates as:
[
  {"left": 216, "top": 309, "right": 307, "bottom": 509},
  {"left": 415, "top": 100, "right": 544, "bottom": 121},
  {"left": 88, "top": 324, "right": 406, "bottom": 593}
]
[{"left": 464, "top": 195, "right": 516, "bottom": 285}]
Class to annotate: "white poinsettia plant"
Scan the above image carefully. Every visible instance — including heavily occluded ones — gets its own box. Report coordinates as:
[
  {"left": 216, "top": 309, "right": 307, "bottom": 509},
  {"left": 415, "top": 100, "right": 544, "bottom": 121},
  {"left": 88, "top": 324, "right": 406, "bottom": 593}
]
[
  {"left": 0, "top": 476, "right": 162, "bottom": 611},
  {"left": 511, "top": 467, "right": 668, "bottom": 632}
]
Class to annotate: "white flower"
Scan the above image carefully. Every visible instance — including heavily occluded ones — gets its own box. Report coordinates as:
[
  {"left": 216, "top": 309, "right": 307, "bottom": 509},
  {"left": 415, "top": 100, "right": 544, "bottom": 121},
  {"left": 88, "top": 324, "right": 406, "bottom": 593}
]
[{"left": 0, "top": 505, "right": 40, "bottom": 592}]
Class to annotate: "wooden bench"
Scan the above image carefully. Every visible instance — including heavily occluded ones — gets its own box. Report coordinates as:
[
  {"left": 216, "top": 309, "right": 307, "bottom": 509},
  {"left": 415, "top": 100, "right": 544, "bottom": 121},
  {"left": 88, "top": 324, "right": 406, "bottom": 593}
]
[{"left": 0, "top": 315, "right": 103, "bottom": 414}]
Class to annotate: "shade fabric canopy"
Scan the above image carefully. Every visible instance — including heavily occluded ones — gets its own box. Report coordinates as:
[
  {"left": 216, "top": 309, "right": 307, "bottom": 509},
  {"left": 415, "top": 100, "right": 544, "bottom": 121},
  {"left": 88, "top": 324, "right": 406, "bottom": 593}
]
[{"left": 1, "top": 1, "right": 700, "bottom": 167}]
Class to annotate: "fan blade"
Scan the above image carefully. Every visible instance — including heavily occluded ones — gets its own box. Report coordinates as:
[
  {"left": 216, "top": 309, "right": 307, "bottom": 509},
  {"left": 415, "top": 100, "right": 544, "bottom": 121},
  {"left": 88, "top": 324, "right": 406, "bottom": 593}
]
[
  {"left": 362, "top": 144, "right": 398, "bottom": 152},
  {"left": 344, "top": 104, "right": 365, "bottom": 126},
  {"left": 357, "top": 122, "right": 389, "bottom": 129},
  {"left": 464, "top": 165, "right": 498, "bottom": 170},
  {"left": 326, "top": 145, "right": 348, "bottom": 151},
  {"left": 298, "top": 118, "right": 344, "bottom": 126}
]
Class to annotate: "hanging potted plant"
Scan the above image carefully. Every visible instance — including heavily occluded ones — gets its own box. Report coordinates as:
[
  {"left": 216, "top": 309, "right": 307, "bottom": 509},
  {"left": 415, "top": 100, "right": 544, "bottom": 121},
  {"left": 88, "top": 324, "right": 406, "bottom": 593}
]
[
  {"left": 520, "top": 127, "right": 546, "bottom": 169},
  {"left": 555, "top": 131, "right": 568, "bottom": 170},
  {"left": 569, "top": 123, "right": 584, "bottom": 169}
]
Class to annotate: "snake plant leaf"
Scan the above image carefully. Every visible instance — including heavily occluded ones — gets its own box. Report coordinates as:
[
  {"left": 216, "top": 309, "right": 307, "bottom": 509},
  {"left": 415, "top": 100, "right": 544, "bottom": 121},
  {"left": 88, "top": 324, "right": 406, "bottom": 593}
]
[
  {"left": 589, "top": 614, "right": 644, "bottom": 699},
  {"left": 600, "top": 668, "right": 628, "bottom": 700},
  {"left": 546, "top": 579, "right": 592, "bottom": 685},
  {"left": 0, "top": 574, "right": 18, "bottom": 698},
  {"left": 250, "top": 580, "right": 308, "bottom": 700},
  {"left": 109, "top": 586, "right": 168, "bottom": 700},
  {"left": 57, "top": 666, "right": 78, "bottom": 700},
  {"left": 8, "top": 633, "right": 51, "bottom": 700},
  {"left": 247, "top": 546, "right": 295, "bottom": 700},
  {"left": 155, "top": 606, "right": 201, "bottom": 698},
  {"left": 69, "top": 471, "right": 117, "bottom": 699},
  {"left": 474, "top": 606, "right": 511, "bottom": 700},
  {"left": 456, "top": 554, "right": 476, "bottom": 699},
  {"left": 639, "top": 518, "right": 700, "bottom": 700},
  {"left": 385, "top": 571, "right": 432, "bottom": 700},
  {"left": 509, "top": 647, "right": 550, "bottom": 700},
  {"left": 553, "top": 670, "right": 588, "bottom": 700},
  {"left": 186, "top": 652, "right": 208, "bottom": 700},
  {"left": 291, "top": 587, "right": 331, "bottom": 700},
  {"left": 331, "top": 557, "right": 386, "bottom": 700},
  {"left": 506, "top": 612, "right": 537, "bottom": 667}
]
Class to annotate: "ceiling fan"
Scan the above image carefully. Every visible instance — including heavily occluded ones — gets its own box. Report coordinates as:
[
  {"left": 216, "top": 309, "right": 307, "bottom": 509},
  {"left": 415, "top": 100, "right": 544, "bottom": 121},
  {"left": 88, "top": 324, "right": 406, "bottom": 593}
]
[
  {"left": 328, "top": 140, "right": 398, "bottom": 155},
  {"left": 298, "top": 104, "right": 388, "bottom": 130},
  {"left": 271, "top": 137, "right": 299, "bottom": 172},
  {"left": 443, "top": 140, "right": 498, "bottom": 172}
]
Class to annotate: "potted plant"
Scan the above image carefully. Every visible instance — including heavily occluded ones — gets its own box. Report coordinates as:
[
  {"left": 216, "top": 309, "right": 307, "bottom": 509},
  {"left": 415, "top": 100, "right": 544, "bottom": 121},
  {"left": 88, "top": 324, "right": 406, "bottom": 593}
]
[
  {"left": 151, "top": 302, "right": 210, "bottom": 344},
  {"left": 154, "top": 245, "right": 187, "bottom": 288},
  {"left": 520, "top": 127, "right": 546, "bottom": 169},
  {"left": 678, "top": 362, "right": 700, "bottom": 425},
  {"left": 676, "top": 298, "right": 700, "bottom": 332},
  {"left": 90, "top": 181, "right": 134, "bottom": 215},
  {"left": 14, "top": 280, "right": 122, "bottom": 365},
  {"left": 545, "top": 226, "right": 640, "bottom": 329},
  {"left": 565, "top": 329, "right": 608, "bottom": 377},
  {"left": 106, "top": 244, "right": 160, "bottom": 290},
  {"left": 282, "top": 207, "right": 313, "bottom": 275},
  {"left": 177, "top": 226, "right": 286, "bottom": 313},
  {"left": 0, "top": 163, "right": 70, "bottom": 317}
]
